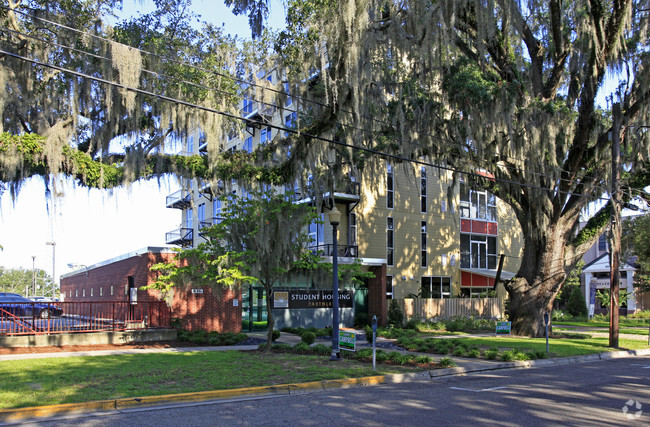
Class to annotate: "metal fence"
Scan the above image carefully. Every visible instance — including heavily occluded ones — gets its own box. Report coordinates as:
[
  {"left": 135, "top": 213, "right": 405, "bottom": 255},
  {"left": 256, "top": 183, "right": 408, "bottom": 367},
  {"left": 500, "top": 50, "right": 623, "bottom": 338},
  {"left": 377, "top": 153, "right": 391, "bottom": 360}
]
[
  {"left": 0, "top": 301, "right": 171, "bottom": 336},
  {"left": 395, "top": 297, "right": 504, "bottom": 320}
]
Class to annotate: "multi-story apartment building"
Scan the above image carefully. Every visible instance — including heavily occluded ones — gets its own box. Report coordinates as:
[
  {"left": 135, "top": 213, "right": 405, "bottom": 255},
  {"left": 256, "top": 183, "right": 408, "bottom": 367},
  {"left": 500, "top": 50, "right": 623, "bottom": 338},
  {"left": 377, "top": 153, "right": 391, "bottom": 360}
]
[{"left": 164, "top": 72, "right": 524, "bottom": 321}]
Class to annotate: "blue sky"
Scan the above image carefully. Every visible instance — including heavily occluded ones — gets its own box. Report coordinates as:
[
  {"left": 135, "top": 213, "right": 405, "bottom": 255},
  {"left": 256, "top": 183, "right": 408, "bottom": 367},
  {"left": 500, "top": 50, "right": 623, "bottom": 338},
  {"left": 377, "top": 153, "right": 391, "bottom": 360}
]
[{"left": 0, "top": 0, "right": 285, "bottom": 286}]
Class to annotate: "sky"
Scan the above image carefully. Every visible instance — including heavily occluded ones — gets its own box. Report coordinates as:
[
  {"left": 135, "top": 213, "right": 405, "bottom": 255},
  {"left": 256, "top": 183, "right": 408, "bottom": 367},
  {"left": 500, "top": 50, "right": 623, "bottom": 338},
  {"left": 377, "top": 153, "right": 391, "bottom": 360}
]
[{"left": 0, "top": 0, "right": 285, "bottom": 287}]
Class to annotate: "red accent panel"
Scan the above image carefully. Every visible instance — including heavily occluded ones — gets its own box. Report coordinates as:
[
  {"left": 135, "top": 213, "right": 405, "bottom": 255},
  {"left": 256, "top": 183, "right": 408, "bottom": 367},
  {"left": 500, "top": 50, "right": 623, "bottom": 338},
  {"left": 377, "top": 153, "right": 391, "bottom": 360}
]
[
  {"left": 472, "top": 220, "right": 487, "bottom": 234},
  {"left": 487, "top": 222, "right": 498, "bottom": 235},
  {"left": 488, "top": 277, "right": 495, "bottom": 287},
  {"left": 472, "top": 274, "right": 488, "bottom": 287},
  {"left": 461, "top": 271, "right": 472, "bottom": 287},
  {"left": 461, "top": 219, "right": 472, "bottom": 233}
]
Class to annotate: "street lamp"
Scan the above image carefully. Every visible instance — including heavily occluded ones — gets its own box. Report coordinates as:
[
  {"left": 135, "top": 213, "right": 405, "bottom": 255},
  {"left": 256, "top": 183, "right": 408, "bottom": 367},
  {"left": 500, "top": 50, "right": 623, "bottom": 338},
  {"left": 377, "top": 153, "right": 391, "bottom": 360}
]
[
  {"left": 328, "top": 204, "right": 342, "bottom": 361},
  {"left": 46, "top": 242, "right": 55, "bottom": 298},
  {"left": 31, "top": 256, "right": 36, "bottom": 297}
]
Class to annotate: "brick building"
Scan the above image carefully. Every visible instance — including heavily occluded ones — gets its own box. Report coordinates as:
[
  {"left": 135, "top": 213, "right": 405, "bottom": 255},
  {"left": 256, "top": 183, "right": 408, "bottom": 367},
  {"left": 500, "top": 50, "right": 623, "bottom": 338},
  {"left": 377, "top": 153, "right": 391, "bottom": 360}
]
[{"left": 60, "top": 246, "right": 242, "bottom": 333}]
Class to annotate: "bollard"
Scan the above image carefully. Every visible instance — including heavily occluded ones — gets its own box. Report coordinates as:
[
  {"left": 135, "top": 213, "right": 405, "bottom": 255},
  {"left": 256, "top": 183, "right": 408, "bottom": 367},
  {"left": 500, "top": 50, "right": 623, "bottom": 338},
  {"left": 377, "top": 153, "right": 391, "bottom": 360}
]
[
  {"left": 372, "top": 315, "right": 378, "bottom": 371},
  {"left": 544, "top": 312, "right": 550, "bottom": 354}
]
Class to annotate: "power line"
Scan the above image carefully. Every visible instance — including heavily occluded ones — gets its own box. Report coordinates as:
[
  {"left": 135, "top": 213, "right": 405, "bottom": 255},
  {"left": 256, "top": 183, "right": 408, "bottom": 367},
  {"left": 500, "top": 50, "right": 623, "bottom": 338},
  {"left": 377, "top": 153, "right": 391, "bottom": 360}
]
[{"left": 0, "top": 47, "right": 615, "bottom": 204}]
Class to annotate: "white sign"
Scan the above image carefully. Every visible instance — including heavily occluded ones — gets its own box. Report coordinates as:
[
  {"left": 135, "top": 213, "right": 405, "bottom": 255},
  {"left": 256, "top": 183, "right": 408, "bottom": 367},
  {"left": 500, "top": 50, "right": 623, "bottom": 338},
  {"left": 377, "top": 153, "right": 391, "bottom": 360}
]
[
  {"left": 191, "top": 289, "right": 204, "bottom": 294},
  {"left": 233, "top": 298, "right": 239, "bottom": 307}
]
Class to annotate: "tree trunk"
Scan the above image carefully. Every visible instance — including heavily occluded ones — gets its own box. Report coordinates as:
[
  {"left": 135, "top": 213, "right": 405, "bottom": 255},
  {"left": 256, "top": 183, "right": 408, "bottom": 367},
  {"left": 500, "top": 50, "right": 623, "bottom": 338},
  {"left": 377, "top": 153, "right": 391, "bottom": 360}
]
[
  {"left": 263, "top": 282, "right": 274, "bottom": 352},
  {"left": 507, "top": 277, "right": 555, "bottom": 337}
]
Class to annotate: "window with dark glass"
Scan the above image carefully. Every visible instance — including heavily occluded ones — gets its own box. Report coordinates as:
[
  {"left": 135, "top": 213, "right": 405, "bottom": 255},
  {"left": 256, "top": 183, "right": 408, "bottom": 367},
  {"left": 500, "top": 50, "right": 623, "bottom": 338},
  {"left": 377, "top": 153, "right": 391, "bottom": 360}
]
[
  {"left": 386, "top": 276, "right": 393, "bottom": 299},
  {"left": 387, "top": 217, "right": 394, "bottom": 266},
  {"left": 460, "top": 234, "right": 497, "bottom": 269},
  {"left": 421, "top": 167, "right": 427, "bottom": 213},
  {"left": 421, "top": 221, "right": 427, "bottom": 268},
  {"left": 460, "top": 183, "right": 497, "bottom": 220},
  {"left": 387, "top": 164, "right": 394, "bottom": 209},
  {"left": 421, "top": 276, "right": 451, "bottom": 298}
]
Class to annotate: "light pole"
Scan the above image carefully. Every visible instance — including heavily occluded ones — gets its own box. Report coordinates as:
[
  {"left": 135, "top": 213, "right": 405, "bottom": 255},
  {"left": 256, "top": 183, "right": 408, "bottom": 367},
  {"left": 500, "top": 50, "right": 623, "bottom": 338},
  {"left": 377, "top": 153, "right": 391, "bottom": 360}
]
[
  {"left": 31, "top": 256, "right": 36, "bottom": 297},
  {"left": 46, "top": 242, "right": 56, "bottom": 298},
  {"left": 328, "top": 205, "right": 341, "bottom": 361}
]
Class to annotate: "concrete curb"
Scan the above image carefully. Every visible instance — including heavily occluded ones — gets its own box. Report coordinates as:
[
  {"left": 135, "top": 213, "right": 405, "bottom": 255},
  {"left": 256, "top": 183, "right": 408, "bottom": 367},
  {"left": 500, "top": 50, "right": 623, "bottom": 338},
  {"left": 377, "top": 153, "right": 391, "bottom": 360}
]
[
  {"left": 2, "top": 348, "right": 649, "bottom": 423},
  {"left": 0, "top": 376, "right": 386, "bottom": 423}
]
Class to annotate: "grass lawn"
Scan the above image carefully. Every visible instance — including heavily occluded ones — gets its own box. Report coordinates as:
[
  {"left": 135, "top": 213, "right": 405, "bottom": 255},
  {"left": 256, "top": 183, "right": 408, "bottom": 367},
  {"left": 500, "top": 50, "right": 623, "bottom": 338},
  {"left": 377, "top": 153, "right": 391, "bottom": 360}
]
[
  {"left": 449, "top": 336, "right": 648, "bottom": 357},
  {"left": 555, "top": 320, "right": 650, "bottom": 328},
  {"left": 0, "top": 350, "right": 422, "bottom": 410}
]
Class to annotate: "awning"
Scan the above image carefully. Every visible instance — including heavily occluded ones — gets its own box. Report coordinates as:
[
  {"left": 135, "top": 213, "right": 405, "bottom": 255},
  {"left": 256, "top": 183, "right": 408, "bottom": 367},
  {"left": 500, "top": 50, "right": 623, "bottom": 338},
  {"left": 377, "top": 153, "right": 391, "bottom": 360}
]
[{"left": 460, "top": 268, "right": 516, "bottom": 288}]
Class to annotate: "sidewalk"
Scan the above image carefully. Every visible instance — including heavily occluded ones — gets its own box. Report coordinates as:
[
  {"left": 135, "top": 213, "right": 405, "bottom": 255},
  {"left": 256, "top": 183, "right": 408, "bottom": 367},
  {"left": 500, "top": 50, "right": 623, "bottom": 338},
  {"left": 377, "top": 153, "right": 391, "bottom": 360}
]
[{"left": 1, "top": 331, "right": 650, "bottom": 424}]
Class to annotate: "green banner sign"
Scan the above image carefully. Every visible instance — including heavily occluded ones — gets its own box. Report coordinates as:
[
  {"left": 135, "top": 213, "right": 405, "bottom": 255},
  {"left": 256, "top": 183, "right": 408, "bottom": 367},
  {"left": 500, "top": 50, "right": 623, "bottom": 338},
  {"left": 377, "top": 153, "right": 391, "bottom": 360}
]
[
  {"left": 339, "top": 330, "right": 356, "bottom": 352},
  {"left": 495, "top": 321, "right": 511, "bottom": 335}
]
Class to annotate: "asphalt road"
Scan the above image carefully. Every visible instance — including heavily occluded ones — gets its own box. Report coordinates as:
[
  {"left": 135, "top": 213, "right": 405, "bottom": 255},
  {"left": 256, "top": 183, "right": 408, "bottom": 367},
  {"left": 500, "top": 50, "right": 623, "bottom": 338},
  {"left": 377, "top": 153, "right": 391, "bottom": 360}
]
[{"left": 19, "top": 355, "right": 650, "bottom": 426}]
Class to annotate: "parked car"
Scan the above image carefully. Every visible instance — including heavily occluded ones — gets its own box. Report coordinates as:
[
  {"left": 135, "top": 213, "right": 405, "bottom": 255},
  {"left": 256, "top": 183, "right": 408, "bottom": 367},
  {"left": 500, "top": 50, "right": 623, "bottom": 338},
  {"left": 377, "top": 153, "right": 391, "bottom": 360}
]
[{"left": 0, "top": 293, "right": 63, "bottom": 318}]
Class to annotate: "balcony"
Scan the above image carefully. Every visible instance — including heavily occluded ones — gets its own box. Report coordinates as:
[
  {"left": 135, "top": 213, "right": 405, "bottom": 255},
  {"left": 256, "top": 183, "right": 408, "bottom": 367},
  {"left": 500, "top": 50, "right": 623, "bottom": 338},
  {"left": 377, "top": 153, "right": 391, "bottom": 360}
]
[
  {"left": 198, "top": 218, "right": 223, "bottom": 236},
  {"left": 166, "top": 190, "right": 192, "bottom": 209},
  {"left": 309, "top": 244, "right": 358, "bottom": 258},
  {"left": 293, "top": 182, "right": 361, "bottom": 206},
  {"left": 165, "top": 228, "right": 193, "bottom": 247}
]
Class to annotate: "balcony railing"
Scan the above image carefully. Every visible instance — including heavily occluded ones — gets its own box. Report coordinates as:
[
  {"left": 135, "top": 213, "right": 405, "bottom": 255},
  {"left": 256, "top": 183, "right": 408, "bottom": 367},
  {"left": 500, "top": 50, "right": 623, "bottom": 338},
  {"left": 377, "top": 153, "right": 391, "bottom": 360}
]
[
  {"left": 165, "top": 228, "right": 193, "bottom": 247},
  {"left": 166, "top": 190, "right": 192, "bottom": 209},
  {"left": 309, "top": 244, "right": 358, "bottom": 258},
  {"left": 198, "top": 218, "right": 223, "bottom": 236}
]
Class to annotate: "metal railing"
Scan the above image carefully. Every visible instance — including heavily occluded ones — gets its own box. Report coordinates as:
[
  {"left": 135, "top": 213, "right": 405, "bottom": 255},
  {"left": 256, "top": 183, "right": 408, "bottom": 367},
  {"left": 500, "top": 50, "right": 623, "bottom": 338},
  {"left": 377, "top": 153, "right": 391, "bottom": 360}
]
[
  {"left": 0, "top": 301, "right": 171, "bottom": 336},
  {"left": 310, "top": 244, "right": 358, "bottom": 258}
]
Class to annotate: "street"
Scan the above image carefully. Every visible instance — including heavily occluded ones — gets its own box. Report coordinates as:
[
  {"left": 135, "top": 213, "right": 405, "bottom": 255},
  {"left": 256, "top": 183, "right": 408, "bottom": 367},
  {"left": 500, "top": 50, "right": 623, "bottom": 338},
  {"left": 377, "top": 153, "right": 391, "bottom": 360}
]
[{"left": 18, "top": 355, "right": 650, "bottom": 426}]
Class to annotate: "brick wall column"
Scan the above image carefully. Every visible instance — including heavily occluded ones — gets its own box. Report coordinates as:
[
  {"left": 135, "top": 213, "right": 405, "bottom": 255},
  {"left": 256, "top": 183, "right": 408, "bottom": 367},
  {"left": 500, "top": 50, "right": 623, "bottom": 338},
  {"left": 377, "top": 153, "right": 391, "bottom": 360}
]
[{"left": 368, "top": 264, "right": 387, "bottom": 327}]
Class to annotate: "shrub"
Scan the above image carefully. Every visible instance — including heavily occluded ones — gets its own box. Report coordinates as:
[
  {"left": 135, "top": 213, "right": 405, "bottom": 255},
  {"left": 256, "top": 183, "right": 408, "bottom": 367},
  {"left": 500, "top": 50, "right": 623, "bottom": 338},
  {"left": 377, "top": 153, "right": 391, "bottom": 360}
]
[
  {"left": 467, "top": 349, "right": 481, "bottom": 358},
  {"left": 311, "top": 344, "right": 331, "bottom": 355},
  {"left": 415, "top": 355, "right": 434, "bottom": 364},
  {"left": 500, "top": 350, "right": 515, "bottom": 362},
  {"left": 375, "top": 350, "right": 390, "bottom": 362},
  {"left": 188, "top": 329, "right": 208, "bottom": 344},
  {"left": 484, "top": 349, "right": 500, "bottom": 360},
  {"left": 271, "top": 343, "right": 292, "bottom": 352},
  {"left": 292, "top": 342, "right": 312, "bottom": 353},
  {"left": 405, "top": 319, "right": 419, "bottom": 330},
  {"left": 433, "top": 341, "right": 451, "bottom": 354},
  {"left": 271, "top": 330, "right": 281, "bottom": 342},
  {"left": 301, "top": 331, "right": 316, "bottom": 345},
  {"left": 387, "top": 300, "right": 404, "bottom": 327},
  {"left": 355, "top": 312, "right": 369, "bottom": 328},
  {"left": 453, "top": 346, "right": 468, "bottom": 357},
  {"left": 567, "top": 286, "right": 588, "bottom": 317},
  {"left": 439, "top": 357, "right": 456, "bottom": 368},
  {"left": 364, "top": 326, "right": 374, "bottom": 344}
]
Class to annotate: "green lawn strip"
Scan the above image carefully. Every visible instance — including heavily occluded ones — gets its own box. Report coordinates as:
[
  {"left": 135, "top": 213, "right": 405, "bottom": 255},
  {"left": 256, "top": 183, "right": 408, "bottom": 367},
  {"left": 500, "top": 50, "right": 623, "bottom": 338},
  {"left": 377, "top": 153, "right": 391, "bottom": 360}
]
[
  {"left": 447, "top": 336, "right": 648, "bottom": 357},
  {"left": 0, "top": 350, "right": 419, "bottom": 410},
  {"left": 555, "top": 320, "right": 650, "bottom": 328}
]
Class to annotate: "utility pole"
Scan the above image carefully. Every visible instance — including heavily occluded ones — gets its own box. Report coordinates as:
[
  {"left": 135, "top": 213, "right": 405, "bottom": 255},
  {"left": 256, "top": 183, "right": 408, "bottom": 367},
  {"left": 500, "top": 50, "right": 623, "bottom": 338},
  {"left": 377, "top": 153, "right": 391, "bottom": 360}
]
[
  {"left": 31, "top": 255, "right": 36, "bottom": 297},
  {"left": 609, "top": 103, "right": 621, "bottom": 348},
  {"left": 46, "top": 242, "right": 56, "bottom": 298}
]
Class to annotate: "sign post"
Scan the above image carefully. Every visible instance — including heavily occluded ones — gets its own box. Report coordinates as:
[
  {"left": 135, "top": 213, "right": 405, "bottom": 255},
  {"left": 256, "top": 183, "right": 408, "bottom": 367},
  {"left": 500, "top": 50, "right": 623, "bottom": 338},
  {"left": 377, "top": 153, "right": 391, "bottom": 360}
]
[{"left": 372, "top": 315, "right": 377, "bottom": 371}]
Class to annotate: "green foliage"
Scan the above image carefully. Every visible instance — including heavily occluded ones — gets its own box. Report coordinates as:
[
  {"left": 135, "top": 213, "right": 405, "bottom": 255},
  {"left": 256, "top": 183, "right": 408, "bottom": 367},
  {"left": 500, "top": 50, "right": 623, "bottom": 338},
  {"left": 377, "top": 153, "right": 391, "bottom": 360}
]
[
  {"left": 0, "top": 266, "right": 52, "bottom": 296},
  {"left": 301, "top": 331, "right": 316, "bottom": 345},
  {"left": 271, "top": 330, "right": 281, "bottom": 342},
  {"left": 311, "top": 344, "right": 331, "bottom": 355},
  {"left": 567, "top": 287, "right": 588, "bottom": 317},
  {"left": 292, "top": 342, "right": 312, "bottom": 353},
  {"left": 595, "top": 289, "right": 633, "bottom": 308},
  {"left": 467, "top": 349, "right": 481, "bottom": 358},
  {"left": 354, "top": 312, "right": 369, "bottom": 328},
  {"left": 438, "top": 357, "right": 456, "bottom": 368},
  {"left": 387, "top": 300, "right": 404, "bottom": 328}
]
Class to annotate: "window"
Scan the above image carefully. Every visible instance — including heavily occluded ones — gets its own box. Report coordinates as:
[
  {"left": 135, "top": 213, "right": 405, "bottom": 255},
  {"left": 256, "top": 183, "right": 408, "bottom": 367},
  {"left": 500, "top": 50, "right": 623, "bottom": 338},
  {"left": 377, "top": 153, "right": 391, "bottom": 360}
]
[
  {"left": 461, "top": 234, "right": 497, "bottom": 269},
  {"left": 285, "top": 112, "right": 297, "bottom": 136},
  {"left": 75, "top": 290, "right": 78, "bottom": 297},
  {"left": 90, "top": 288, "right": 93, "bottom": 297},
  {"left": 460, "top": 183, "right": 497, "bottom": 220},
  {"left": 244, "top": 136, "right": 253, "bottom": 153},
  {"left": 213, "top": 199, "right": 222, "bottom": 225},
  {"left": 266, "top": 74, "right": 273, "bottom": 83},
  {"left": 387, "top": 217, "right": 394, "bottom": 266},
  {"left": 598, "top": 234, "right": 607, "bottom": 251},
  {"left": 100, "top": 287, "right": 103, "bottom": 297},
  {"left": 421, "top": 276, "right": 451, "bottom": 298},
  {"left": 421, "top": 166, "right": 427, "bottom": 213},
  {"left": 421, "top": 221, "right": 427, "bottom": 268},
  {"left": 284, "top": 82, "right": 293, "bottom": 106},
  {"left": 349, "top": 212, "right": 357, "bottom": 248},
  {"left": 198, "top": 203, "right": 205, "bottom": 226},
  {"left": 387, "top": 164, "right": 394, "bottom": 209},
  {"left": 110, "top": 286, "right": 114, "bottom": 296},
  {"left": 308, "top": 214, "right": 325, "bottom": 249},
  {"left": 441, "top": 254, "right": 447, "bottom": 266},
  {"left": 386, "top": 276, "right": 393, "bottom": 299},
  {"left": 188, "top": 135, "right": 194, "bottom": 153},
  {"left": 242, "top": 97, "right": 253, "bottom": 114},
  {"left": 82, "top": 289, "right": 85, "bottom": 298},
  {"left": 185, "top": 207, "right": 193, "bottom": 229},
  {"left": 260, "top": 126, "right": 272, "bottom": 144}
]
